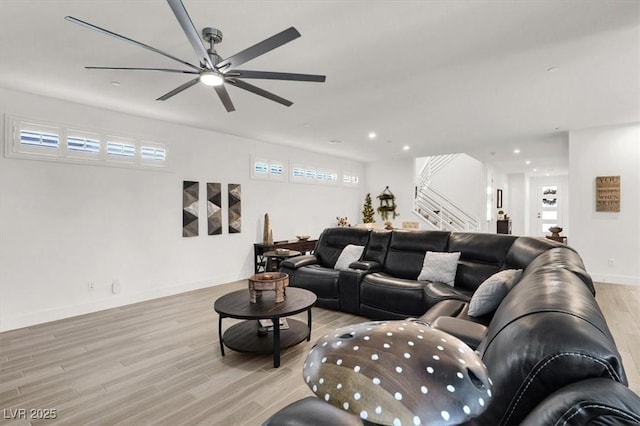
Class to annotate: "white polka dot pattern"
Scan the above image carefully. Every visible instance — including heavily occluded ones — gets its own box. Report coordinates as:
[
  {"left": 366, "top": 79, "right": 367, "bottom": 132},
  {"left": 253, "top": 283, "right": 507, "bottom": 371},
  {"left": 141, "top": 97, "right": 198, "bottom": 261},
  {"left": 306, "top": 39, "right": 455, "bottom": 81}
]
[{"left": 302, "top": 320, "right": 493, "bottom": 425}]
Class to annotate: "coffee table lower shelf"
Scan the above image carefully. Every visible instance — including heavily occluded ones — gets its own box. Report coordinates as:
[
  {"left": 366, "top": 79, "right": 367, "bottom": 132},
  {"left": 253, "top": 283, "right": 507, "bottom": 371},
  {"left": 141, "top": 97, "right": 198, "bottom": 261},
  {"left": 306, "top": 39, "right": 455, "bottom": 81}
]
[{"left": 222, "top": 319, "right": 310, "bottom": 355}]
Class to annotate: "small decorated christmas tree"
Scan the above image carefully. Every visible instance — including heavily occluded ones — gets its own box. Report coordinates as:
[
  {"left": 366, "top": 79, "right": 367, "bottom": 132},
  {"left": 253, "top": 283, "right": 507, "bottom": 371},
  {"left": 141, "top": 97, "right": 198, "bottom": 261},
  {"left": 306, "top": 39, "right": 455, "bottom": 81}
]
[{"left": 362, "top": 193, "right": 375, "bottom": 223}]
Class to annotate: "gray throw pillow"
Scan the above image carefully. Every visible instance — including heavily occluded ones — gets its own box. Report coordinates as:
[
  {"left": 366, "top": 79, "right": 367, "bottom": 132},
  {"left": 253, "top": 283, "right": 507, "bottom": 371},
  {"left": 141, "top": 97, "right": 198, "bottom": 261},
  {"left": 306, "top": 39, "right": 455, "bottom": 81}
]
[
  {"left": 334, "top": 244, "right": 365, "bottom": 271},
  {"left": 417, "top": 251, "right": 461, "bottom": 286},
  {"left": 468, "top": 269, "right": 523, "bottom": 317}
]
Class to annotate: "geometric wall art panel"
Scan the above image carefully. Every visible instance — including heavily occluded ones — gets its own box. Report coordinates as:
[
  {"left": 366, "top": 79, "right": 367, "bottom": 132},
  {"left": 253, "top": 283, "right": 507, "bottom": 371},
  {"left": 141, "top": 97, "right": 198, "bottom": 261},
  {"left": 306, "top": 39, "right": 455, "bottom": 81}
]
[
  {"left": 228, "top": 183, "right": 241, "bottom": 233},
  {"left": 207, "top": 182, "right": 222, "bottom": 235},
  {"left": 182, "top": 180, "right": 199, "bottom": 237}
]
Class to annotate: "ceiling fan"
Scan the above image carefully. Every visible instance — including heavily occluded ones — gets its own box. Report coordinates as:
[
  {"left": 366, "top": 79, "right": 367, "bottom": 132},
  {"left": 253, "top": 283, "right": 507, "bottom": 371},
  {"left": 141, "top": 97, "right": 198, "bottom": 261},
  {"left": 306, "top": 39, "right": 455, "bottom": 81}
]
[{"left": 65, "top": 0, "right": 326, "bottom": 112}]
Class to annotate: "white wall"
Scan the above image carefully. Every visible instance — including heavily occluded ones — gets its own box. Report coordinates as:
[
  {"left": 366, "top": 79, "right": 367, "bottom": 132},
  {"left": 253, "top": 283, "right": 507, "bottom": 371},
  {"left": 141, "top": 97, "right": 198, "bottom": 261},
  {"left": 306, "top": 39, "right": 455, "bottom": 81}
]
[
  {"left": 429, "top": 154, "right": 487, "bottom": 230},
  {"left": 363, "top": 158, "right": 415, "bottom": 228},
  {"left": 487, "top": 166, "right": 508, "bottom": 234},
  {"left": 569, "top": 123, "right": 640, "bottom": 286},
  {"left": 0, "top": 88, "right": 365, "bottom": 331},
  {"left": 507, "top": 173, "right": 526, "bottom": 235}
]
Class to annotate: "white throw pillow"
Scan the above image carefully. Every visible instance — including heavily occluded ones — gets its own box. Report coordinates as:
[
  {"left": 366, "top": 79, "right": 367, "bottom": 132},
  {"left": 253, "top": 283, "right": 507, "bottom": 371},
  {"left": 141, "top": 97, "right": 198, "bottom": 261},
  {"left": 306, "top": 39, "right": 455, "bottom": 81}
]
[
  {"left": 417, "top": 251, "right": 461, "bottom": 286},
  {"left": 334, "top": 244, "right": 365, "bottom": 271},
  {"left": 468, "top": 269, "right": 523, "bottom": 317}
]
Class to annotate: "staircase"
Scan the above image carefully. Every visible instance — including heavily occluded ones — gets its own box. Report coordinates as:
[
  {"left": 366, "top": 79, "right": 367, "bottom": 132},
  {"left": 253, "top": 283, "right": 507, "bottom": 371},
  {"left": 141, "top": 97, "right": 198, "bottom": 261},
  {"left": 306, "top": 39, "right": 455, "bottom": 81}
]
[{"left": 414, "top": 155, "right": 481, "bottom": 232}]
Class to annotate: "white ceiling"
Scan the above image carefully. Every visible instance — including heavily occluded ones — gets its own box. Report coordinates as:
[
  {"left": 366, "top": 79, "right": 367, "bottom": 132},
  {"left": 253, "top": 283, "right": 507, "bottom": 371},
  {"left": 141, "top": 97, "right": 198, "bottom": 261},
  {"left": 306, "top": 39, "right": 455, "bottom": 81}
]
[{"left": 1, "top": 1, "right": 638, "bottom": 175}]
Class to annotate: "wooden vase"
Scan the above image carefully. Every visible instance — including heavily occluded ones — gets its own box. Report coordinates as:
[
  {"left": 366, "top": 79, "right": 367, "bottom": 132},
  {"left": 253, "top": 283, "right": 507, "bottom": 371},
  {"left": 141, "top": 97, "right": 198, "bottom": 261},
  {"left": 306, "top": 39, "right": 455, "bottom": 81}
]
[{"left": 263, "top": 213, "right": 272, "bottom": 245}]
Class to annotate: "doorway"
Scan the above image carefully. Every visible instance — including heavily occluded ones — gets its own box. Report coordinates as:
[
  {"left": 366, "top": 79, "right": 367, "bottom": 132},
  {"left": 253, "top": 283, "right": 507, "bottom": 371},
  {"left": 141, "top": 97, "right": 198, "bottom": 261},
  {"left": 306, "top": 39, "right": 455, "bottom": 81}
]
[{"left": 529, "top": 176, "right": 568, "bottom": 237}]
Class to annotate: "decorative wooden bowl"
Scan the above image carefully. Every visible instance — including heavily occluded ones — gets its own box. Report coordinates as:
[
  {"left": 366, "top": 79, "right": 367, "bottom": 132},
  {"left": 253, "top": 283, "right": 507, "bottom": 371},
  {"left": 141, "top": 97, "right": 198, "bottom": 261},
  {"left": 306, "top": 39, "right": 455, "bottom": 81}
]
[
  {"left": 248, "top": 272, "right": 289, "bottom": 303},
  {"left": 548, "top": 226, "right": 563, "bottom": 237}
]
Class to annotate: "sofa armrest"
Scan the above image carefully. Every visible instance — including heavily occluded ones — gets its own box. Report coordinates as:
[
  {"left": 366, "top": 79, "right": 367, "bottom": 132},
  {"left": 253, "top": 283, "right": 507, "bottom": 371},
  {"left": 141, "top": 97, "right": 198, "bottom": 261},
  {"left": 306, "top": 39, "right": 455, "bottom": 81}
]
[
  {"left": 424, "top": 282, "right": 472, "bottom": 307},
  {"left": 418, "top": 299, "right": 469, "bottom": 325},
  {"left": 262, "top": 396, "right": 364, "bottom": 426},
  {"left": 280, "top": 255, "right": 318, "bottom": 269},
  {"left": 338, "top": 269, "right": 372, "bottom": 315},
  {"left": 519, "top": 378, "right": 640, "bottom": 426},
  {"left": 431, "top": 316, "right": 488, "bottom": 350},
  {"left": 349, "top": 260, "right": 383, "bottom": 272}
]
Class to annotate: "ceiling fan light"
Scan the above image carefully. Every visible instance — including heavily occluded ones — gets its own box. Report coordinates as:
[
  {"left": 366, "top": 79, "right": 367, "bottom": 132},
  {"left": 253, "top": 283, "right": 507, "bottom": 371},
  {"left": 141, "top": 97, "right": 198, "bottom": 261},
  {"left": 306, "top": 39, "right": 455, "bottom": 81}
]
[{"left": 200, "top": 71, "right": 224, "bottom": 87}]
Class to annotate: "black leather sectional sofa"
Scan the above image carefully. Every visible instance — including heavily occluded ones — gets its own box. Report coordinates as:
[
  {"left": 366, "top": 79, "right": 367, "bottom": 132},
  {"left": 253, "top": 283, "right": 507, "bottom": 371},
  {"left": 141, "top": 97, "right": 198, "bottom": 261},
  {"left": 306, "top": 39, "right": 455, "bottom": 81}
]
[
  {"left": 280, "top": 227, "right": 594, "bottom": 321},
  {"left": 267, "top": 227, "right": 640, "bottom": 425}
]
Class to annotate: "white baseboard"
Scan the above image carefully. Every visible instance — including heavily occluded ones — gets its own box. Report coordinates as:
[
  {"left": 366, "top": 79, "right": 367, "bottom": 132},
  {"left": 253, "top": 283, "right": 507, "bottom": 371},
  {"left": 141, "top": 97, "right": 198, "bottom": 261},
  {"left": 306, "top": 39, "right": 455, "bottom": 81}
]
[
  {"left": 591, "top": 273, "right": 640, "bottom": 287},
  {"left": 0, "top": 272, "right": 246, "bottom": 332}
]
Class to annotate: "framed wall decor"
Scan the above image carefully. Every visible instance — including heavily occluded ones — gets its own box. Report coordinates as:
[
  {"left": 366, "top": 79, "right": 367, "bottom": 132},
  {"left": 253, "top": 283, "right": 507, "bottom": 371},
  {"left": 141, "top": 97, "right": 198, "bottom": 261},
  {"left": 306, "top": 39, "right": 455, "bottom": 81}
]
[
  {"left": 207, "top": 182, "right": 222, "bottom": 235},
  {"left": 228, "top": 183, "right": 241, "bottom": 233},
  {"left": 182, "top": 180, "right": 199, "bottom": 237},
  {"left": 496, "top": 189, "right": 503, "bottom": 209},
  {"left": 595, "top": 176, "right": 620, "bottom": 212}
]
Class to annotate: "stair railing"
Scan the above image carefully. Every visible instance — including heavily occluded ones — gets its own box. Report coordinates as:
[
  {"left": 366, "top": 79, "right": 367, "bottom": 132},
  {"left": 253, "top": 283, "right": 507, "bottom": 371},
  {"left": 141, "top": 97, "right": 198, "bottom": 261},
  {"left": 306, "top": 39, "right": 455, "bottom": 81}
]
[{"left": 414, "top": 155, "right": 480, "bottom": 232}]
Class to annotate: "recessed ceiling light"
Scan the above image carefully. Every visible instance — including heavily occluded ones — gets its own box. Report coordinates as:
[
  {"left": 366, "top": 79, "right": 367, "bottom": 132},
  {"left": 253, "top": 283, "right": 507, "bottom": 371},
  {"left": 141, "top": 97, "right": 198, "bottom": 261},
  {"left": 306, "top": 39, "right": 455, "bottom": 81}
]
[
  {"left": 368, "top": 132, "right": 377, "bottom": 140},
  {"left": 547, "top": 67, "right": 558, "bottom": 72},
  {"left": 513, "top": 149, "right": 521, "bottom": 154},
  {"left": 402, "top": 145, "right": 410, "bottom": 151},
  {"left": 328, "top": 139, "right": 342, "bottom": 145},
  {"left": 532, "top": 168, "right": 538, "bottom": 172},
  {"left": 525, "top": 160, "right": 531, "bottom": 165},
  {"left": 303, "top": 123, "right": 311, "bottom": 127},
  {"left": 111, "top": 81, "right": 121, "bottom": 86}
]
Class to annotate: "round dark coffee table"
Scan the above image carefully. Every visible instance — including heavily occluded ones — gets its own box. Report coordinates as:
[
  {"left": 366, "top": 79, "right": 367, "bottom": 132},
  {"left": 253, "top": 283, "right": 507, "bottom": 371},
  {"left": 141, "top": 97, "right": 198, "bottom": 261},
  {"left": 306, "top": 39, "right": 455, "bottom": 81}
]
[{"left": 214, "top": 287, "right": 316, "bottom": 368}]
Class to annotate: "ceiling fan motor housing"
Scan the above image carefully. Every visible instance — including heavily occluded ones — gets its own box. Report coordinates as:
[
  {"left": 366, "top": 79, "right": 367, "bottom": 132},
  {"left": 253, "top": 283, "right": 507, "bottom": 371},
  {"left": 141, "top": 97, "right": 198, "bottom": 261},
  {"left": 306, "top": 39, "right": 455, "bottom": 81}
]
[
  {"left": 203, "top": 27, "right": 223, "bottom": 67},
  {"left": 203, "top": 27, "right": 222, "bottom": 45}
]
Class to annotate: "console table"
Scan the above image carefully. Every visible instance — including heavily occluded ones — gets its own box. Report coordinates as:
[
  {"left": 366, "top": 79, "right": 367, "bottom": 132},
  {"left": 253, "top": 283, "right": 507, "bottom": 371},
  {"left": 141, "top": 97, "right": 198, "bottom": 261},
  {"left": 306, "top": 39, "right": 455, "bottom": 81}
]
[
  {"left": 254, "top": 239, "right": 317, "bottom": 273},
  {"left": 546, "top": 235, "right": 568, "bottom": 244},
  {"left": 497, "top": 219, "right": 512, "bottom": 234}
]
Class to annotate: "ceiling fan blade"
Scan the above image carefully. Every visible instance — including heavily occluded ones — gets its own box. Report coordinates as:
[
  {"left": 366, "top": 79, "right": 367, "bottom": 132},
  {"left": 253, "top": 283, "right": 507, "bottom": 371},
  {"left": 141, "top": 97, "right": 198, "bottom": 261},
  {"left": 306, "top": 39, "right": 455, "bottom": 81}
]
[
  {"left": 156, "top": 77, "right": 200, "bottom": 101},
  {"left": 214, "top": 85, "right": 236, "bottom": 112},
  {"left": 166, "top": 0, "right": 214, "bottom": 70},
  {"left": 216, "top": 27, "right": 301, "bottom": 71},
  {"left": 227, "top": 79, "right": 293, "bottom": 107},
  {"left": 225, "top": 70, "right": 326, "bottom": 82},
  {"left": 65, "top": 16, "right": 201, "bottom": 72},
  {"left": 86, "top": 66, "right": 199, "bottom": 74}
]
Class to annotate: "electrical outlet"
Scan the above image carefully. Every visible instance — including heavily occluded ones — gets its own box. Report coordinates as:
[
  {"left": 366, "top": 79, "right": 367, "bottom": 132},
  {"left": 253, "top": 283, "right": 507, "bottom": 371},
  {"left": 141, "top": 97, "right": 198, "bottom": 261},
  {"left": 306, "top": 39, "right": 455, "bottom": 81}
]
[
  {"left": 112, "top": 279, "right": 121, "bottom": 294},
  {"left": 88, "top": 282, "right": 95, "bottom": 291},
  {"left": 608, "top": 258, "right": 615, "bottom": 267}
]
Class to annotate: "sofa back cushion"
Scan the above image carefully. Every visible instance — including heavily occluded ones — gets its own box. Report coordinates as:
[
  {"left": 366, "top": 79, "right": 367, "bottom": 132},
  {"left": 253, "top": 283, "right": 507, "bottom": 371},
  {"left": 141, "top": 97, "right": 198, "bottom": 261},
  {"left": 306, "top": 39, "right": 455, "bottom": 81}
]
[
  {"left": 476, "top": 268, "right": 626, "bottom": 425},
  {"left": 467, "top": 269, "right": 522, "bottom": 317},
  {"left": 383, "top": 230, "right": 450, "bottom": 279},
  {"left": 505, "top": 236, "right": 562, "bottom": 269},
  {"left": 417, "top": 251, "right": 461, "bottom": 286},
  {"left": 522, "top": 246, "right": 595, "bottom": 294},
  {"left": 448, "top": 233, "right": 517, "bottom": 292},
  {"left": 361, "top": 230, "right": 392, "bottom": 265},
  {"left": 333, "top": 244, "right": 365, "bottom": 271},
  {"left": 315, "top": 227, "right": 370, "bottom": 268}
]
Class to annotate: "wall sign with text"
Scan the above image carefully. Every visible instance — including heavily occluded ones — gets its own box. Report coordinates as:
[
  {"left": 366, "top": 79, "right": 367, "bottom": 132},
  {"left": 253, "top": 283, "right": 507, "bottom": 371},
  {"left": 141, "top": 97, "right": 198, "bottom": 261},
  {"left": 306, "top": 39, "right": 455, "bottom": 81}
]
[{"left": 595, "top": 176, "right": 620, "bottom": 212}]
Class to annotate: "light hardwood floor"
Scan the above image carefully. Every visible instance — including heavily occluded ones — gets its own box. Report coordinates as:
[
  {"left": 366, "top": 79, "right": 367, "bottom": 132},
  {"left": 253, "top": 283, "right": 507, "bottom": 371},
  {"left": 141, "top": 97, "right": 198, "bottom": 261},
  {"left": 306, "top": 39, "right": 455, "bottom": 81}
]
[{"left": 1, "top": 280, "right": 638, "bottom": 425}]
